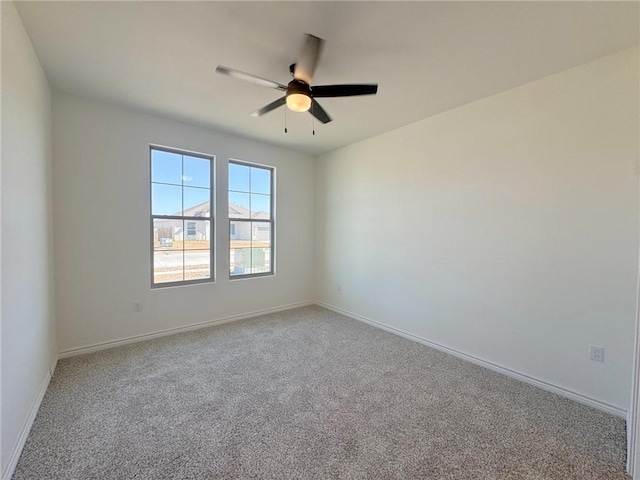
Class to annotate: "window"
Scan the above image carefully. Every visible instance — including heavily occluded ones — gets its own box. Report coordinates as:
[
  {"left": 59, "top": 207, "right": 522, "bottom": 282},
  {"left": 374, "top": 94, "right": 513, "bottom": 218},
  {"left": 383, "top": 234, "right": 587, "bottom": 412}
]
[
  {"left": 229, "top": 160, "right": 274, "bottom": 277},
  {"left": 150, "top": 146, "right": 214, "bottom": 287}
]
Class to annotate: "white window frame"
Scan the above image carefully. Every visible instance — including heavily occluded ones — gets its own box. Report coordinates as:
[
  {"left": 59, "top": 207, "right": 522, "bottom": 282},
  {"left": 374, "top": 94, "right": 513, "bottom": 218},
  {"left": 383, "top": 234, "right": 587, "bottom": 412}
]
[
  {"left": 150, "top": 145, "right": 215, "bottom": 288},
  {"left": 229, "top": 159, "right": 275, "bottom": 279}
]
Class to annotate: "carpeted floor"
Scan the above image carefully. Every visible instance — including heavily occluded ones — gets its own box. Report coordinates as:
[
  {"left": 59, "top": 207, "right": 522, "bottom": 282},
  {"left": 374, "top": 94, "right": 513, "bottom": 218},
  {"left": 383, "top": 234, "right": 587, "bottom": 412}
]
[{"left": 13, "top": 306, "right": 629, "bottom": 479}]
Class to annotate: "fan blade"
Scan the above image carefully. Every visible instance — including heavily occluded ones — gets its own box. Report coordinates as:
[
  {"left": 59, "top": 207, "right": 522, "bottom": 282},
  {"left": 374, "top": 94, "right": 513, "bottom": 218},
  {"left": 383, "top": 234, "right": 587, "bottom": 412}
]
[
  {"left": 294, "top": 34, "right": 325, "bottom": 85},
  {"left": 216, "top": 66, "right": 286, "bottom": 91},
  {"left": 312, "top": 84, "right": 378, "bottom": 97},
  {"left": 250, "top": 96, "right": 287, "bottom": 117},
  {"left": 309, "top": 99, "right": 332, "bottom": 124}
]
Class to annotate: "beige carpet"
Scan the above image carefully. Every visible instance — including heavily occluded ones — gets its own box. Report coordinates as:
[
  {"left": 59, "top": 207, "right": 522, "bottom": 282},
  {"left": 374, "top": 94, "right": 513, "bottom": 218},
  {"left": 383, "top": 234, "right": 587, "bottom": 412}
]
[{"left": 13, "top": 306, "right": 629, "bottom": 479}]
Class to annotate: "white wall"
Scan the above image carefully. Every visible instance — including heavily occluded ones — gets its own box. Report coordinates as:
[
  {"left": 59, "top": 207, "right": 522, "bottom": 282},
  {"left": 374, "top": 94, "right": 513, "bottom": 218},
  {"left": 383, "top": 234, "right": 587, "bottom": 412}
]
[
  {"left": 53, "top": 93, "right": 315, "bottom": 353},
  {"left": 316, "top": 47, "right": 639, "bottom": 411},
  {"left": 1, "top": 1, "right": 56, "bottom": 477}
]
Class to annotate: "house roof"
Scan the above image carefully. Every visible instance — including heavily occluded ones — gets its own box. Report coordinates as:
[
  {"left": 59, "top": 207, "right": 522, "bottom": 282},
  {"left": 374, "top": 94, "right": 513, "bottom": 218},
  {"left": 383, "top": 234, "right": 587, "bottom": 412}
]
[
  {"left": 181, "top": 201, "right": 269, "bottom": 220},
  {"left": 182, "top": 201, "right": 211, "bottom": 218}
]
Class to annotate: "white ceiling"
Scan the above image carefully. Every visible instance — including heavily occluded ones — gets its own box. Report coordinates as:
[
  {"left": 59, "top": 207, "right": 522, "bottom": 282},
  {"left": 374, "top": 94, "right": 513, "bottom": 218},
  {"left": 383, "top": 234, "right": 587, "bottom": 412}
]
[{"left": 15, "top": 1, "right": 639, "bottom": 156}]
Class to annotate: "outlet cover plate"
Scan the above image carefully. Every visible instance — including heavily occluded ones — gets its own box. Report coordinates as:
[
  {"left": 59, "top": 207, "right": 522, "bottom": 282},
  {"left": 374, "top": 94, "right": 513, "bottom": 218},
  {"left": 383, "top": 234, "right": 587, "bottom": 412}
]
[{"left": 589, "top": 344, "right": 604, "bottom": 362}]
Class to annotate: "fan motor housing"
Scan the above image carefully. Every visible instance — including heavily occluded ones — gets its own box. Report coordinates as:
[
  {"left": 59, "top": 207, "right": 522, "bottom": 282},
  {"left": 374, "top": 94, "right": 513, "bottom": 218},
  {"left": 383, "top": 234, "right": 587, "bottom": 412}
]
[{"left": 286, "top": 79, "right": 311, "bottom": 98}]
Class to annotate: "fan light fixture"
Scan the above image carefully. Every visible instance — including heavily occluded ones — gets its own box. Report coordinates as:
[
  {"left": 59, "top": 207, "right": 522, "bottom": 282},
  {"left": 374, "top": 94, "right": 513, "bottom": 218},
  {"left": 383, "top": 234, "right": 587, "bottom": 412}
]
[
  {"left": 286, "top": 92, "right": 311, "bottom": 112},
  {"left": 215, "top": 33, "right": 379, "bottom": 126}
]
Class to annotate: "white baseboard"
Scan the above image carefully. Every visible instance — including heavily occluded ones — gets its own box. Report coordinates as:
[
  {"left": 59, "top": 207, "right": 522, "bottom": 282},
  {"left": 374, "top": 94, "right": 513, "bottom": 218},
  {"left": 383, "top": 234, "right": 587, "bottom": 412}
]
[
  {"left": 58, "top": 301, "right": 314, "bottom": 359},
  {"left": 316, "top": 301, "right": 627, "bottom": 419},
  {"left": 2, "top": 357, "right": 58, "bottom": 480}
]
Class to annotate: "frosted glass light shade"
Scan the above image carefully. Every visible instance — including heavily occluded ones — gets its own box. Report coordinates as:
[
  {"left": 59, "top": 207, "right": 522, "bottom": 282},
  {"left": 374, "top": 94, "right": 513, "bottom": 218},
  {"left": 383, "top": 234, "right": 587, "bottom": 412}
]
[{"left": 286, "top": 93, "right": 311, "bottom": 112}]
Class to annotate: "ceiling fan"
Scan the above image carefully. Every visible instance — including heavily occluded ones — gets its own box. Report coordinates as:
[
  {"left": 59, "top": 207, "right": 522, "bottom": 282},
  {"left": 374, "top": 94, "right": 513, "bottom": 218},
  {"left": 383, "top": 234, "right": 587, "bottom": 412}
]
[{"left": 216, "top": 34, "right": 378, "bottom": 125}]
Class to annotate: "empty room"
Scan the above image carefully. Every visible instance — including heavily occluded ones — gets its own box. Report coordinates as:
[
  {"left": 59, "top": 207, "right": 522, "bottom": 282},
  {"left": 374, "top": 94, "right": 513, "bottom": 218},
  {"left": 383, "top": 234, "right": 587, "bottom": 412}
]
[{"left": 2, "top": 1, "right": 640, "bottom": 479}]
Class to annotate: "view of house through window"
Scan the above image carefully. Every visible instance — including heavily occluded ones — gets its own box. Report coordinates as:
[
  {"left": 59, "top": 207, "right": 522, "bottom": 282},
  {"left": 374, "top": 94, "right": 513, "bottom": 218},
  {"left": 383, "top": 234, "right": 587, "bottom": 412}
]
[
  {"left": 151, "top": 147, "right": 213, "bottom": 286},
  {"left": 229, "top": 161, "right": 274, "bottom": 277}
]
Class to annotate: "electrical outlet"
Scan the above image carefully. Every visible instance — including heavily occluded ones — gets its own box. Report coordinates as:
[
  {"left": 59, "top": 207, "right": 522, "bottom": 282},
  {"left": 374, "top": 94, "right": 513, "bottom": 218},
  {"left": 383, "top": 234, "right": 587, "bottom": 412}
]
[
  {"left": 589, "top": 344, "right": 604, "bottom": 362},
  {"left": 133, "top": 302, "right": 142, "bottom": 313}
]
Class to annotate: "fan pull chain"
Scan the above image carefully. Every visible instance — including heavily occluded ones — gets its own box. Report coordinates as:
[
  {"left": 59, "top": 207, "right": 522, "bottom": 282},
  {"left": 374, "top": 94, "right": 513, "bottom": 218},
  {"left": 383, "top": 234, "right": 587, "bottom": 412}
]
[
  {"left": 312, "top": 103, "right": 315, "bottom": 136},
  {"left": 284, "top": 106, "right": 288, "bottom": 133}
]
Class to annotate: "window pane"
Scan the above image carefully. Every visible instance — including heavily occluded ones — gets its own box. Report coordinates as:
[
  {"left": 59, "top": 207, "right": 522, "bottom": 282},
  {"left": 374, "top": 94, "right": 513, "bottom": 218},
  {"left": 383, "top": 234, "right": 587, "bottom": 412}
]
[
  {"left": 250, "top": 167, "right": 271, "bottom": 194},
  {"left": 183, "top": 220, "right": 210, "bottom": 250},
  {"left": 184, "top": 187, "right": 210, "bottom": 217},
  {"left": 230, "top": 220, "right": 251, "bottom": 276},
  {"left": 184, "top": 250, "right": 210, "bottom": 281},
  {"left": 229, "top": 192, "right": 250, "bottom": 219},
  {"left": 183, "top": 156, "right": 210, "bottom": 188},
  {"left": 154, "top": 250, "right": 184, "bottom": 284},
  {"left": 153, "top": 218, "right": 183, "bottom": 250},
  {"left": 251, "top": 221, "right": 271, "bottom": 246},
  {"left": 230, "top": 245, "right": 269, "bottom": 276},
  {"left": 152, "top": 184, "right": 182, "bottom": 216},
  {"left": 229, "top": 222, "right": 271, "bottom": 276},
  {"left": 152, "top": 150, "right": 182, "bottom": 185},
  {"left": 251, "top": 193, "right": 271, "bottom": 219},
  {"left": 251, "top": 221, "right": 271, "bottom": 274},
  {"left": 249, "top": 247, "right": 268, "bottom": 273},
  {"left": 230, "top": 220, "right": 251, "bottom": 245},
  {"left": 230, "top": 247, "right": 250, "bottom": 276},
  {"left": 229, "top": 163, "right": 250, "bottom": 192}
]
